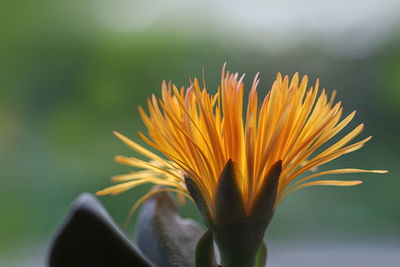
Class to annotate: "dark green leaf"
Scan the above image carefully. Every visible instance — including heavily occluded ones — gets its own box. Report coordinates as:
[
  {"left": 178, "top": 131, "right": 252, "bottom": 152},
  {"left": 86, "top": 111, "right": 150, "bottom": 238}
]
[
  {"left": 49, "top": 193, "right": 153, "bottom": 267},
  {"left": 137, "top": 191, "right": 204, "bottom": 267}
]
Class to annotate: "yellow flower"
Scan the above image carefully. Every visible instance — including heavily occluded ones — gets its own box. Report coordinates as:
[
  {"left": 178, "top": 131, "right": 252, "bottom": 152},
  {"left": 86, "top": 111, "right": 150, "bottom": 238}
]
[{"left": 97, "top": 64, "right": 386, "bottom": 220}]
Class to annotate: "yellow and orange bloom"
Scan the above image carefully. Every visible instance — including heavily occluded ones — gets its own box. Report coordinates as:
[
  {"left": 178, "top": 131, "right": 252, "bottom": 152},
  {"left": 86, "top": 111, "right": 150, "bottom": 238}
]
[
  {"left": 97, "top": 64, "right": 386, "bottom": 266},
  {"left": 97, "top": 64, "right": 385, "bottom": 217}
]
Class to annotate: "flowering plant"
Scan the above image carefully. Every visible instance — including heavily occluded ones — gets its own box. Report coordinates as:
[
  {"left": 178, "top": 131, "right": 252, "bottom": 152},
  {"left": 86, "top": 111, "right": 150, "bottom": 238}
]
[{"left": 49, "top": 65, "right": 386, "bottom": 267}]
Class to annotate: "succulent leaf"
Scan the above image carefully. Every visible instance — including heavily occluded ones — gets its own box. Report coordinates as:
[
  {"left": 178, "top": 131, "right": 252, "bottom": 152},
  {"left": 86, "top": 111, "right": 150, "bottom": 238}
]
[
  {"left": 137, "top": 191, "right": 203, "bottom": 267},
  {"left": 48, "top": 193, "right": 153, "bottom": 267}
]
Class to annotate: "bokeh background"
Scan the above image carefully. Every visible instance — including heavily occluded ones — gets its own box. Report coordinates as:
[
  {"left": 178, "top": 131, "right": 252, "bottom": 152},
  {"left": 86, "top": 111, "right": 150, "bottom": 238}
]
[{"left": 1, "top": 0, "right": 399, "bottom": 266}]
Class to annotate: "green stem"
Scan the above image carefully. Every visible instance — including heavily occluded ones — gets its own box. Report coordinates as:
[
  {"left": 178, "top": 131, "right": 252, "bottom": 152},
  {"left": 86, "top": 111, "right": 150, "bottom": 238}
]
[
  {"left": 217, "top": 240, "right": 266, "bottom": 267},
  {"left": 219, "top": 252, "right": 257, "bottom": 267}
]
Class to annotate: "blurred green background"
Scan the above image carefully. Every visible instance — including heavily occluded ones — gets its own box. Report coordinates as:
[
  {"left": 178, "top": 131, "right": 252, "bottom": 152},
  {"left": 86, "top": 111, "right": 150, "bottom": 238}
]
[{"left": 1, "top": 0, "right": 399, "bottom": 266}]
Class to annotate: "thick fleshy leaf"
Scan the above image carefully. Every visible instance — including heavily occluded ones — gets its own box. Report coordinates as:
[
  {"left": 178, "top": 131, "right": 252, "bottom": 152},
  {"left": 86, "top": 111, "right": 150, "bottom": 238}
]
[
  {"left": 48, "top": 193, "right": 153, "bottom": 267},
  {"left": 255, "top": 241, "right": 267, "bottom": 267},
  {"left": 214, "top": 159, "right": 246, "bottom": 225},
  {"left": 136, "top": 193, "right": 172, "bottom": 267},
  {"left": 195, "top": 230, "right": 218, "bottom": 267},
  {"left": 185, "top": 176, "right": 213, "bottom": 227},
  {"left": 137, "top": 191, "right": 203, "bottom": 267}
]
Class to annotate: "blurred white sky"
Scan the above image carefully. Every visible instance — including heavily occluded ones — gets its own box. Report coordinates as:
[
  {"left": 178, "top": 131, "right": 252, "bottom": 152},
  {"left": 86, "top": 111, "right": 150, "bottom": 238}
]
[{"left": 97, "top": 0, "right": 400, "bottom": 58}]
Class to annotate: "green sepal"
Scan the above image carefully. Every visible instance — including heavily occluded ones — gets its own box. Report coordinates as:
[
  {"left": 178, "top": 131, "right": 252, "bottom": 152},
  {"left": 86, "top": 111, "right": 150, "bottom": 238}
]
[
  {"left": 249, "top": 160, "right": 282, "bottom": 225},
  {"left": 214, "top": 159, "right": 246, "bottom": 225},
  {"left": 185, "top": 176, "right": 213, "bottom": 227},
  {"left": 255, "top": 241, "right": 267, "bottom": 267},
  {"left": 185, "top": 160, "right": 282, "bottom": 267},
  {"left": 211, "top": 160, "right": 263, "bottom": 267},
  {"left": 195, "top": 230, "right": 219, "bottom": 267}
]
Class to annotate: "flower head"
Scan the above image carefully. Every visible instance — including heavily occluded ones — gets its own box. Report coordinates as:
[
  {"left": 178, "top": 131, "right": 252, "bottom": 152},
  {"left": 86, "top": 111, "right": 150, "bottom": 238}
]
[
  {"left": 97, "top": 64, "right": 385, "bottom": 219},
  {"left": 97, "top": 64, "right": 387, "bottom": 266}
]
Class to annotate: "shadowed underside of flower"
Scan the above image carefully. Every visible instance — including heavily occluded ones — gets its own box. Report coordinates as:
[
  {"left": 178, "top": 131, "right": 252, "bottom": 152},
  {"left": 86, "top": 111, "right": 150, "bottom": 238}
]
[{"left": 97, "top": 64, "right": 386, "bottom": 221}]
